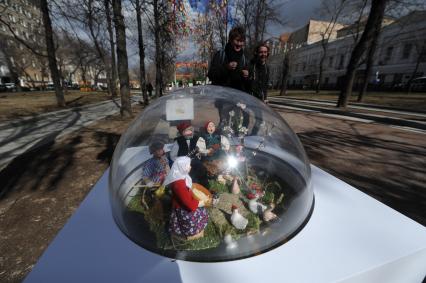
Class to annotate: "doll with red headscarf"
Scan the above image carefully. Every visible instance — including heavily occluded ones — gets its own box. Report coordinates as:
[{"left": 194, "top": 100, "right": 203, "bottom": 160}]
[{"left": 197, "top": 121, "right": 230, "bottom": 161}]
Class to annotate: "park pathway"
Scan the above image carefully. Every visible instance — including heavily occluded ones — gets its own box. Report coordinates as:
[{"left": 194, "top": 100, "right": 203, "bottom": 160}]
[{"left": 0, "top": 97, "right": 140, "bottom": 171}]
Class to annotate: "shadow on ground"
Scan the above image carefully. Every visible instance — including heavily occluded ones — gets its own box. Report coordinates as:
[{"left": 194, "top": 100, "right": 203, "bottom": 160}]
[
  {"left": 0, "top": 128, "right": 121, "bottom": 200},
  {"left": 299, "top": 129, "right": 426, "bottom": 226}
]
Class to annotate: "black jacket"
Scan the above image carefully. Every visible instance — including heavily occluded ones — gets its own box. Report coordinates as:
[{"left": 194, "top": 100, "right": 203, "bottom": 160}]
[
  {"left": 248, "top": 59, "right": 269, "bottom": 101},
  {"left": 207, "top": 44, "right": 249, "bottom": 92}
]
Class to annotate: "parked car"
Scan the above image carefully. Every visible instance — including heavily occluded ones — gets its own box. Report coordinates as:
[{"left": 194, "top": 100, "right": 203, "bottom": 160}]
[
  {"left": 46, "top": 83, "right": 55, "bottom": 90},
  {"left": 5, "top": 83, "right": 17, "bottom": 92},
  {"left": 410, "top": 76, "right": 426, "bottom": 92}
]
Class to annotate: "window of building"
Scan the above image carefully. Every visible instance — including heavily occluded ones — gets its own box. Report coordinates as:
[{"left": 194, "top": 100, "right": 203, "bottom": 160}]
[
  {"left": 328, "top": 56, "right": 333, "bottom": 68},
  {"left": 324, "top": 77, "right": 329, "bottom": 85},
  {"left": 384, "top": 46, "right": 393, "bottom": 61},
  {"left": 420, "top": 42, "right": 426, "bottom": 62},
  {"left": 393, "top": 73, "right": 403, "bottom": 85},
  {"left": 302, "top": 63, "right": 306, "bottom": 71},
  {"left": 401, "top": 43, "right": 412, "bottom": 59},
  {"left": 338, "top": 54, "right": 345, "bottom": 69}
]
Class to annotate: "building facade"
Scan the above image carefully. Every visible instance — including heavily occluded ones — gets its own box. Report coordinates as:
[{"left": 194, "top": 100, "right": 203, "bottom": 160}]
[
  {"left": 0, "top": 0, "right": 47, "bottom": 88},
  {"left": 267, "top": 11, "right": 426, "bottom": 91}
]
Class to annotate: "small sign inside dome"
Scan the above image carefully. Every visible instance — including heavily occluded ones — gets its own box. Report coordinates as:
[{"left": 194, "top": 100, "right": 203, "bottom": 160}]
[{"left": 166, "top": 98, "right": 194, "bottom": 121}]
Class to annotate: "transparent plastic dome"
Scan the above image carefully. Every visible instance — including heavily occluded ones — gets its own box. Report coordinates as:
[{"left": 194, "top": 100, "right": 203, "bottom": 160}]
[{"left": 109, "top": 85, "right": 313, "bottom": 262}]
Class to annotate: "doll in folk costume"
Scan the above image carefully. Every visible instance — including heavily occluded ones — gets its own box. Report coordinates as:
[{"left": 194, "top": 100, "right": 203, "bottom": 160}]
[
  {"left": 164, "top": 156, "right": 209, "bottom": 240},
  {"left": 197, "top": 121, "right": 230, "bottom": 177},
  {"left": 170, "top": 121, "right": 208, "bottom": 187},
  {"left": 197, "top": 121, "right": 230, "bottom": 161},
  {"left": 141, "top": 141, "right": 170, "bottom": 187}
]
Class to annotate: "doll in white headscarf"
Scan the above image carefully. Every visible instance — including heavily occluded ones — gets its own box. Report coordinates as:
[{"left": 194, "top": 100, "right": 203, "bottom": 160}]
[{"left": 164, "top": 156, "right": 209, "bottom": 240}]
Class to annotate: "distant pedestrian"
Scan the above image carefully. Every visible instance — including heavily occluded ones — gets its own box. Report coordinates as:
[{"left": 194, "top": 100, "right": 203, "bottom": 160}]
[{"left": 146, "top": 82, "right": 153, "bottom": 97}]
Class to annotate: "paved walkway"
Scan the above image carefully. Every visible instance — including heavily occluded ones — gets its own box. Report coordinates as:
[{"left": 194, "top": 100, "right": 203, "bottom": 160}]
[{"left": 0, "top": 97, "right": 139, "bottom": 171}]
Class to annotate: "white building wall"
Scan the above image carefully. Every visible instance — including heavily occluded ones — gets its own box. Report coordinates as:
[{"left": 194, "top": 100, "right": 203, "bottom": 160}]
[{"left": 267, "top": 11, "right": 426, "bottom": 90}]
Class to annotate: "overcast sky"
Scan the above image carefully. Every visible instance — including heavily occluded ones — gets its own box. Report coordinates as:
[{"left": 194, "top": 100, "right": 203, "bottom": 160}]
[{"left": 268, "top": 0, "right": 323, "bottom": 35}]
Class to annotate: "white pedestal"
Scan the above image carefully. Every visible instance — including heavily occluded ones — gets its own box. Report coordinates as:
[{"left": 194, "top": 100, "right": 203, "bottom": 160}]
[{"left": 24, "top": 166, "right": 426, "bottom": 283}]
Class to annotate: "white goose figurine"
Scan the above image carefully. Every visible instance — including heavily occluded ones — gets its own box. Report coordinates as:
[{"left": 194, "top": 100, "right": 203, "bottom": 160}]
[{"left": 231, "top": 205, "right": 248, "bottom": 230}]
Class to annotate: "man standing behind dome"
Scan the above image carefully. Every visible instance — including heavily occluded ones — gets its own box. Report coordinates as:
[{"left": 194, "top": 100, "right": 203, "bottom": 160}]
[
  {"left": 207, "top": 26, "right": 249, "bottom": 91},
  {"left": 208, "top": 26, "right": 250, "bottom": 130}
]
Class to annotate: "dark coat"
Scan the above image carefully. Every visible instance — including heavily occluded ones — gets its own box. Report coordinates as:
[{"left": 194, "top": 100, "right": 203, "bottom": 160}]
[
  {"left": 207, "top": 43, "right": 249, "bottom": 92},
  {"left": 248, "top": 59, "right": 269, "bottom": 101}
]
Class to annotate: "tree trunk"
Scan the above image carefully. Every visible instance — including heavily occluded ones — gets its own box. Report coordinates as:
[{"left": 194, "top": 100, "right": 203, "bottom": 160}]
[
  {"left": 105, "top": 0, "right": 118, "bottom": 97},
  {"left": 406, "top": 46, "right": 425, "bottom": 92},
  {"left": 135, "top": 0, "right": 148, "bottom": 105},
  {"left": 279, "top": 52, "right": 290, "bottom": 96},
  {"left": 40, "top": 0, "right": 65, "bottom": 107},
  {"left": 153, "top": 0, "right": 162, "bottom": 97},
  {"left": 337, "top": 0, "right": 387, "bottom": 108},
  {"left": 316, "top": 46, "right": 327, "bottom": 93},
  {"left": 357, "top": 29, "right": 380, "bottom": 102},
  {"left": 87, "top": 0, "right": 112, "bottom": 96},
  {"left": 112, "top": 0, "right": 132, "bottom": 117}
]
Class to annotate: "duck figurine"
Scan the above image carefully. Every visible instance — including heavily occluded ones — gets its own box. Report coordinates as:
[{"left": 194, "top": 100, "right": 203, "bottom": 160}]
[{"left": 263, "top": 203, "right": 278, "bottom": 222}]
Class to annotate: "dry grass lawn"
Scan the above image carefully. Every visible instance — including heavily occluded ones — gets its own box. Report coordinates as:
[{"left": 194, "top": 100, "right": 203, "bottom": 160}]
[{"left": 0, "top": 90, "right": 113, "bottom": 122}]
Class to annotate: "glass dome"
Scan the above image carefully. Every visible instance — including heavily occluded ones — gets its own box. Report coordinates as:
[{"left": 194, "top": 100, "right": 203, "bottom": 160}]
[{"left": 109, "top": 85, "right": 313, "bottom": 262}]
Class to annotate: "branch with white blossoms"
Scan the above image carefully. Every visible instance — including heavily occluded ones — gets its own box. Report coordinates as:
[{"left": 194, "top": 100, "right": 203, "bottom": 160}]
[
  {"left": 223, "top": 126, "right": 234, "bottom": 137},
  {"left": 238, "top": 126, "right": 248, "bottom": 137},
  {"left": 236, "top": 102, "right": 246, "bottom": 110}
]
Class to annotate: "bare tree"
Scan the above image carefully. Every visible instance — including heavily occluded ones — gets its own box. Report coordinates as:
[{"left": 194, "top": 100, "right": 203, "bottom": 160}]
[
  {"left": 112, "top": 0, "right": 132, "bottom": 117},
  {"left": 234, "top": 0, "right": 284, "bottom": 52},
  {"left": 279, "top": 40, "right": 299, "bottom": 96},
  {"left": 407, "top": 41, "right": 426, "bottom": 91},
  {"left": 152, "top": 0, "right": 162, "bottom": 96},
  {"left": 104, "top": 0, "right": 118, "bottom": 97},
  {"left": 133, "top": 0, "right": 148, "bottom": 105},
  {"left": 315, "top": 0, "right": 349, "bottom": 93},
  {"left": 337, "top": 0, "right": 387, "bottom": 108},
  {"left": 40, "top": 0, "right": 65, "bottom": 107},
  {"left": 357, "top": 10, "right": 381, "bottom": 102}
]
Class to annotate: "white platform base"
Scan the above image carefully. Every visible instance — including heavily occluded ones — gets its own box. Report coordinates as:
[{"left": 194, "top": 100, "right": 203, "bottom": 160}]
[{"left": 24, "top": 166, "right": 426, "bottom": 283}]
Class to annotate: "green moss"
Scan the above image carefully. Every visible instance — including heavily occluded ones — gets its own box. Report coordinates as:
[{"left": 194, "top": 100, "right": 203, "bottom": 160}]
[
  {"left": 262, "top": 191, "right": 274, "bottom": 204},
  {"left": 208, "top": 179, "right": 229, "bottom": 194},
  {"left": 170, "top": 222, "right": 221, "bottom": 251},
  {"left": 246, "top": 212, "right": 261, "bottom": 232}
]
